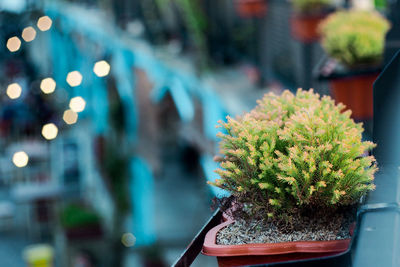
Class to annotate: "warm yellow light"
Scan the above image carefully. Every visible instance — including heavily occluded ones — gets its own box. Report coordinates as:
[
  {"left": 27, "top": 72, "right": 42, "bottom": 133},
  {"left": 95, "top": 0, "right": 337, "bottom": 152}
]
[
  {"left": 41, "top": 123, "right": 58, "bottom": 140},
  {"left": 93, "top": 60, "right": 111, "bottom": 77},
  {"left": 66, "top": 71, "right": 83, "bottom": 87},
  {"left": 63, "top": 109, "right": 78, "bottom": 125},
  {"left": 13, "top": 151, "right": 29, "bottom": 168},
  {"left": 37, "top": 16, "right": 52, "bottom": 31},
  {"left": 40, "top": 78, "right": 56, "bottom": 94},
  {"left": 22, "top": 27, "right": 37, "bottom": 42},
  {"left": 69, "top": 97, "right": 86, "bottom": 113},
  {"left": 6, "top": 83, "right": 22, "bottom": 99},
  {"left": 6, "top": 37, "right": 21, "bottom": 52},
  {"left": 121, "top": 233, "right": 136, "bottom": 247}
]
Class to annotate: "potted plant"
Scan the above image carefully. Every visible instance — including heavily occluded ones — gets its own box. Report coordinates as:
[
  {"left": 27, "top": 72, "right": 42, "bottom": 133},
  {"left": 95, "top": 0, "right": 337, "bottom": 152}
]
[
  {"left": 290, "top": 0, "right": 335, "bottom": 43},
  {"left": 235, "top": 0, "right": 268, "bottom": 18},
  {"left": 202, "top": 89, "right": 377, "bottom": 266},
  {"left": 60, "top": 203, "right": 103, "bottom": 240},
  {"left": 318, "top": 10, "right": 390, "bottom": 120}
]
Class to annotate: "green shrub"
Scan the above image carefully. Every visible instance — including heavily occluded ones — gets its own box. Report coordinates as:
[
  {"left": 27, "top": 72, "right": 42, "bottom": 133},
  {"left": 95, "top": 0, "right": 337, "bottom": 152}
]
[
  {"left": 60, "top": 203, "right": 100, "bottom": 229},
  {"left": 291, "top": 0, "right": 333, "bottom": 14},
  {"left": 210, "top": 89, "right": 377, "bottom": 218},
  {"left": 319, "top": 10, "right": 390, "bottom": 67}
]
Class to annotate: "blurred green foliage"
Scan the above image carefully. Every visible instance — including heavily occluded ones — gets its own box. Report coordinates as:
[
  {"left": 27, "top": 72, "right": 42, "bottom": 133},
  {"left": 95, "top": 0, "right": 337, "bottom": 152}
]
[
  {"left": 104, "top": 143, "right": 130, "bottom": 214},
  {"left": 319, "top": 10, "right": 390, "bottom": 67},
  {"left": 60, "top": 203, "right": 100, "bottom": 229},
  {"left": 291, "top": 0, "right": 333, "bottom": 14}
]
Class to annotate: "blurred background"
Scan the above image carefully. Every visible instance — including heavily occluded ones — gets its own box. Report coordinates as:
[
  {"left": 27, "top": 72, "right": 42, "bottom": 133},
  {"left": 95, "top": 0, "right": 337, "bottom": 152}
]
[{"left": 0, "top": 0, "right": 392, "bottom": 266}]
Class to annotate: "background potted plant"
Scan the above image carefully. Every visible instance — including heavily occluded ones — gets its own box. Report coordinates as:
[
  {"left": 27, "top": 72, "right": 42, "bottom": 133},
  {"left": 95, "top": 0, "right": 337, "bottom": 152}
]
[
  {"left": 60, "top": 203, "right": 103, "bottom": 240},
  {"left": 318, "top": 10, "right": 390, "bottom": 120},
  {"left": 235, "top": 0, "right": 268, "bottom": 18},
  {"left": 290, "top": 0, "right": 335, "bottom": 43},
  {"left": 203, "top": 89, "right": 377, "bottom": 266}
]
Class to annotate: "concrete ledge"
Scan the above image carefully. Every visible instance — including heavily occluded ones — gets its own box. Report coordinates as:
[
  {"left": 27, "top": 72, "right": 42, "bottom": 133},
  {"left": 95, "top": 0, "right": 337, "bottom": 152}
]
[{"left": 354, "top": 209, "right": 400, "bottom": 267}]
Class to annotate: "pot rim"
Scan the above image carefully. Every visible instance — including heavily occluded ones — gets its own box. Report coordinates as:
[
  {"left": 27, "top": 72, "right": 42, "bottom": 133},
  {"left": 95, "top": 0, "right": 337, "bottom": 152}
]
[{"left": 202, "top": 216, "right": 351, "bottom": 257}]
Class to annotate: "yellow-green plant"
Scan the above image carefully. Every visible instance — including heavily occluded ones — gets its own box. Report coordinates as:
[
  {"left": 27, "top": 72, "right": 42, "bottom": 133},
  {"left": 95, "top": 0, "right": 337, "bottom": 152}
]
[
  {"left": 210, "top": 89, "right": 377, "bottom": 218},
  {"left": 291, "top": 0, "right": 333, "bottom": 14},
  {"left": 319, "top": 10, "right": 390, "bottom": 67}
]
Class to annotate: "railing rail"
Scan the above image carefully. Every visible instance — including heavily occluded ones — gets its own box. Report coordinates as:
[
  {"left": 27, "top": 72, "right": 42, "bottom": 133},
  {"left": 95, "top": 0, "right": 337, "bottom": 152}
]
[{"left": 172, "top": 209, "right": 222, "bottom": 267}]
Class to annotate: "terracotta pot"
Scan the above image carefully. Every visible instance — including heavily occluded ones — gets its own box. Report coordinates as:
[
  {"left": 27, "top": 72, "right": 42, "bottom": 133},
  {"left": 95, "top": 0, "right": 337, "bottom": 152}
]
[
  {"left": 330, "top": 73, "right": 379, "bottom": 120},
  {"left": 202, "top": 216, "right": 351, "bottom": 267},
  {"left": 235, "top": 0, "right": 268, "bottom": 18},
  {"left": 290, "top": 14, "right": 326, "bottom": 43}
]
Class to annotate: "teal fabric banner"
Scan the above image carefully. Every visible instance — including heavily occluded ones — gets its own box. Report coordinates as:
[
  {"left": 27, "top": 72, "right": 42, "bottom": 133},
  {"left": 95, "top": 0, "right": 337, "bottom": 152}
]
[{"left": 130, "top": 157, "right": 156, "bottom": 246}]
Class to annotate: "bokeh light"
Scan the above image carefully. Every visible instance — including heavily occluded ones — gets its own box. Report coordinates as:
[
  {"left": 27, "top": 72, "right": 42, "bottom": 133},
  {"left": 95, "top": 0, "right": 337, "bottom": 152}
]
[
  {"left": 40, "top": 78, "right": 56, "bottom": 94},
  {"left": 6, "top": 83, "right": 22, "bottom": 99},
  {"left": 37, "top": 16, "right": 52, "bottom": 31},
  {"left": 63, "top": 109, "right": 78, "bottom": 125},
  {"left": 21, "top": 26, "right": 37, "bottom": 42},
  {"left": 66, "top": 71, "right": 83, "bottom": 87},
  {"left": 41, "top": 123, "right": 58, "bottom": 140},
  {"left": 93, "top": 60, "right": 111, "bottom": 77},
  {"left": 6, "top": 36, "right": 21, "bottom": 52},
  {"left": 121, "top": 233, "right": 136, "bottom": 247},
  {"left": 69, "top": 97, "right": 86, "bottom": 113},
  {"left": 12, "top": 151, "right": 29, "bottom": 168}
]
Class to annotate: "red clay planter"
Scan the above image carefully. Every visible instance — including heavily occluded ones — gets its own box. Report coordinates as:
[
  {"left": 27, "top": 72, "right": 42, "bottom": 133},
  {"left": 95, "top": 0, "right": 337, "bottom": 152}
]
[
  {"left": 235, "top": 0, "right": 268, "bottom": 18},
  {"left": 202, "top": 216, "right": 351, "bottom": 267},
  {"left": 315, "top": 58, "right": 381, "bottom": 121},
  {"left": 290, "top": 14, "right": 327, "bottom": 43},
  {"left": 330, "top": 73, "right": 379, "bottom": 120}
]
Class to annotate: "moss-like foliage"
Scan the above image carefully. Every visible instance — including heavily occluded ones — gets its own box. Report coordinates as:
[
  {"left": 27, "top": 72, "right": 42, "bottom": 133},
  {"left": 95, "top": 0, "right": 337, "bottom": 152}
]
[
  {"left": 319, "top": 10, "right": 390, "bottom": 67},
  {"left": 291, "top": 0, "right": 333, "bottom": 14},
  {"left": 61, "top": 203, "right": 100, "bottom": 229},
  {"left": 210, "top": 89, "right": 377, "bottom": 218}
]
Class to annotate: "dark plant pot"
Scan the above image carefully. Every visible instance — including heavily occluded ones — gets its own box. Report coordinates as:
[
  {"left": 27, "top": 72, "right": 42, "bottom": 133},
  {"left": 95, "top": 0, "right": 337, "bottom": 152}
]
[
  {"left": 202, "top": 216, "right": 351, "bottom": 267},
  {"left": 330, "top": 73, "right": 379, "bottom": 121},
  {"left": 314, "top": 57, "right": 382, "bottom": 121},
  {"left": 290, "top": 14, "right": 326, "bottom": 43},
  {"left": 235, "top": 0, "right": 268, "bottom": 18},
  {"left": 65, "top": 224, "right": 103, "bottom": 241}
]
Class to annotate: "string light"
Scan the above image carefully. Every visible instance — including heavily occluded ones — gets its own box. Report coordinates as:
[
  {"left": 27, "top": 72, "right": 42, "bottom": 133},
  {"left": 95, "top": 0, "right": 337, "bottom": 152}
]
[
  {"left": 93, "top": 60, "right": 111, "bottom": 77},
  {"left": 69, "top": 97, "right": 86, "bottom": 113},
  {"left": 41, "top": 123, "right": 58, "bottom": 140},
  {"left": 63, "top": 109, "right": 78, "bottom": 125},
  {"left": 13, "top": 151, "right": 29, "bottom": 168},
  {"left": 66, "top": 71, "right": 82, "bottom": 87},
  {"left": 40, "top": 78, "right": 56, "bottom": 94},
  {"left": 6, "top": 37, "right": 21, "bottom": 52},
  {"left": 37, "top": 16, "right": 52, "bottom": 31},
  {"left": 22, "top": 27, "right": 37, "bottom": 42},
  {"left": 121, "top": 233, "right": 136, "bottom": 247},
  {"left": 6, "top": 83, "right": 22, "bottom": 99}
]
